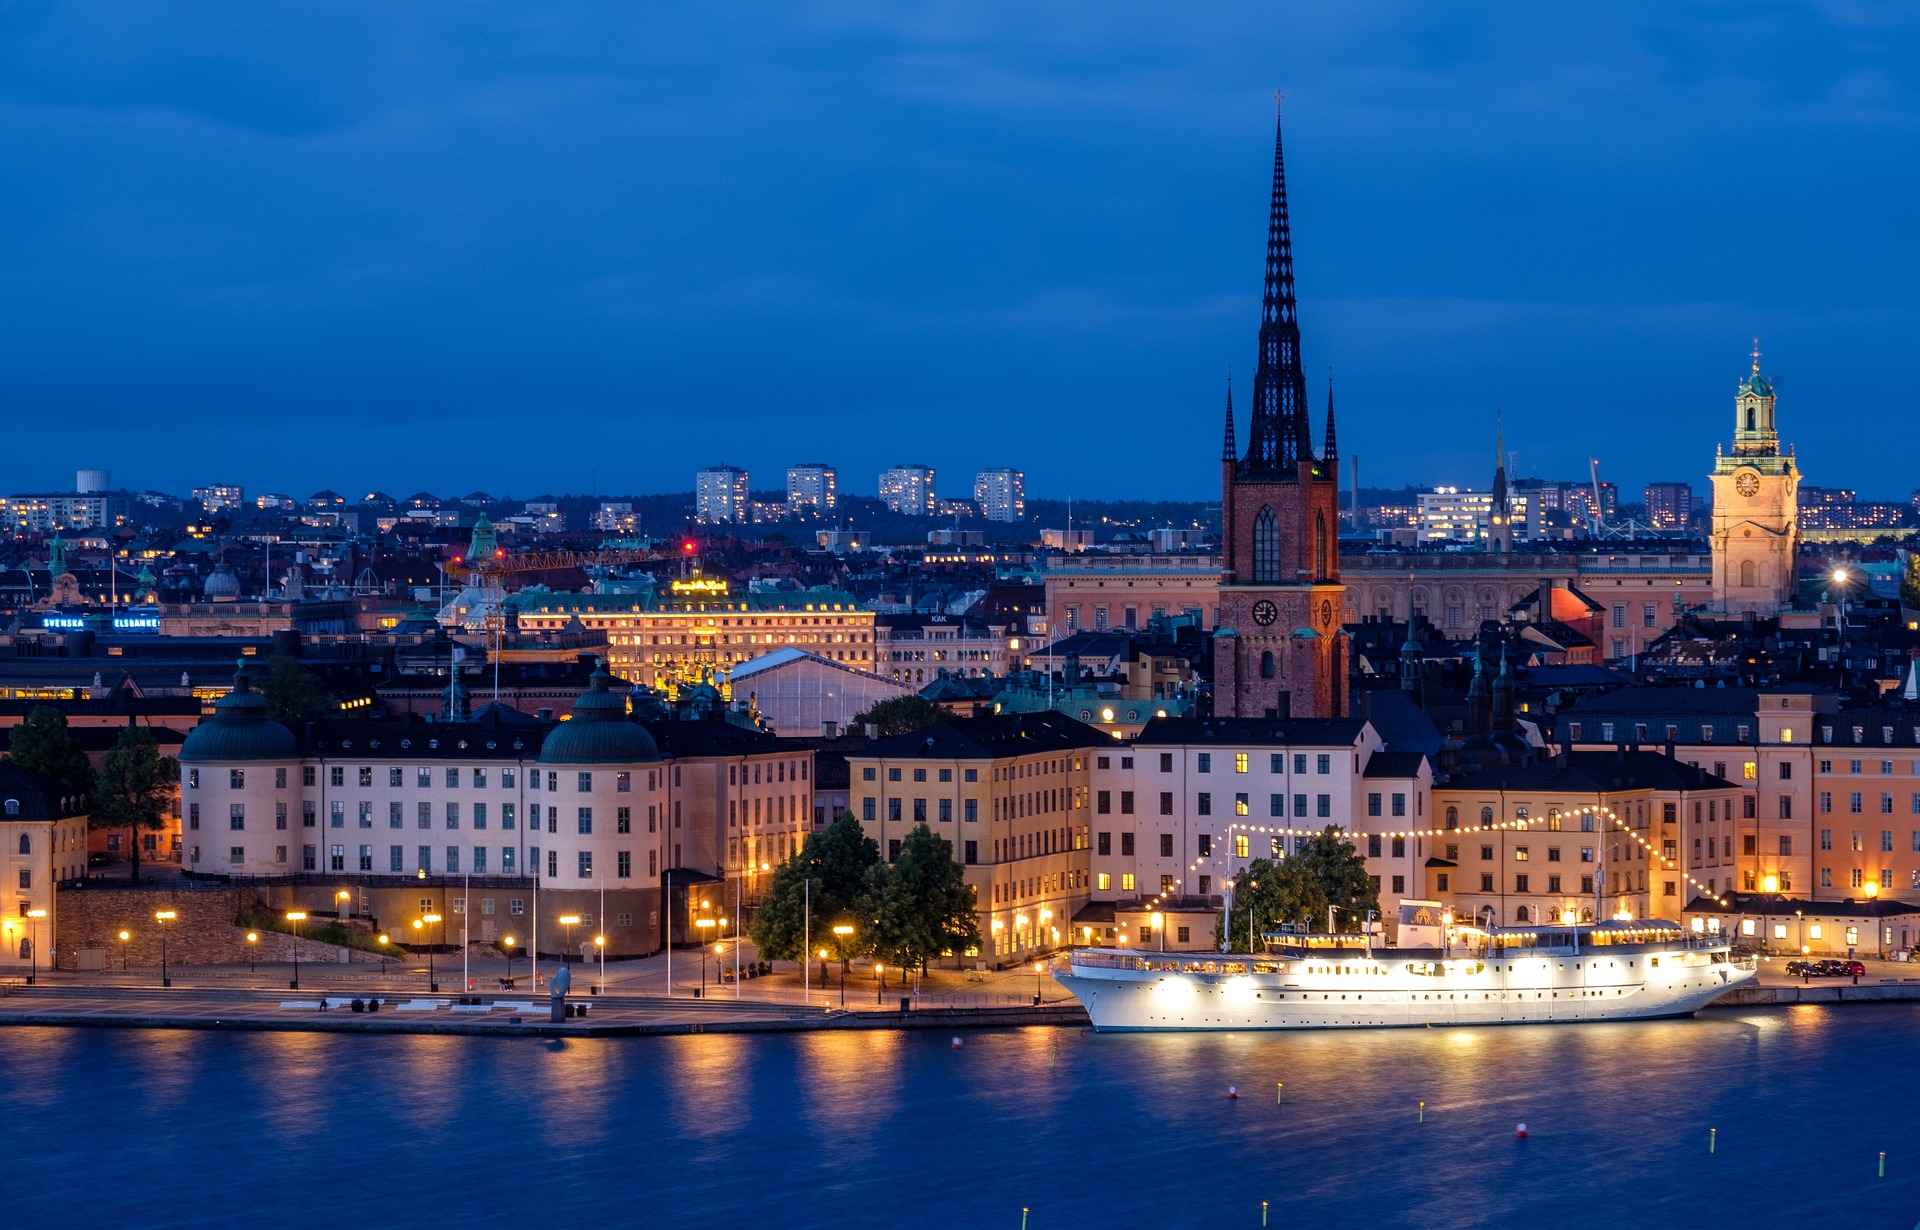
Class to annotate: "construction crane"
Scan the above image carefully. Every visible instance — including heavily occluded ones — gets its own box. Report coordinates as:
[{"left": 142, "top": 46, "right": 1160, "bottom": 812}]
[{"left": 443, "top": 539, "right": 697, "bottom": 583}]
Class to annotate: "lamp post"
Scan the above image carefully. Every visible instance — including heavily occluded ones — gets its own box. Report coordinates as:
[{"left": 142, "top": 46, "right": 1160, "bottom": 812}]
[
  {"left": 119, "top": 929, "right": 133, "bottom": 972},
  {"left": 25, "top": 907, "right": 48, "bottom": 985},
  {"left": 285, "top": 910, "right": 307, "bottom": 989},
  {"left": 376, "top": 932, "right": 390, "bottom": 978},
  {"left": 874, "top": 960, "right": 884, "bottom": 1004},
  {"left": 693, "top": 917, "right": 716, "bottom": 996},
  {"left": 335, "top": 888, "right": 351, "bottom": 921},
  {"left": 831, "top": 924, "right": 855, "bottom": 1006},
  {"left": 559, "top": 914, "right": 581, "bottom": 971},
  {"left": 152, "top": 909, "right": 176, "bottom": 987},
  {"left": 1150, "top": 909, "right": 1164, "bottom": 952},
  {"left": 245, "top": 930, "right": 259, "bottom": 976},
  {"left": 593, "top": 933, "right": 606, "bottom": 993},
  {"left": 418, "top": 913, "right": 443, "bottom": 992},
  {"left": 1032, "top": 959, "right": 1045, "bottom": 1005}
]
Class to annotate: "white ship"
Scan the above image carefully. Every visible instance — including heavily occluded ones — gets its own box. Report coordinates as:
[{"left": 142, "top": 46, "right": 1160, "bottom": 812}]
[{"left": 1056, "top": 902, "right": 1755, "bottom": 1032}]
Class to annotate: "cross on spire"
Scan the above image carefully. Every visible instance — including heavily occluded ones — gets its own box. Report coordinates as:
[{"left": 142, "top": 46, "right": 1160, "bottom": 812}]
[{"left": 1751, "top": 337, "right": 1761, "bottom": 376}]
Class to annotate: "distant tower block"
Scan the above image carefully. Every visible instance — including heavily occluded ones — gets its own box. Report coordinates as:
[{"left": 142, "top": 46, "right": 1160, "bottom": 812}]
[{"left": 75, "top": 468, "right": 109, "bottom": 493}]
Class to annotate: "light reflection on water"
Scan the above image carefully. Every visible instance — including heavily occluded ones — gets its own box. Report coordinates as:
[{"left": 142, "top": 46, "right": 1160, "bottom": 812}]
[{"left": 0, "top": 1007, "right": 1914, "bottom": 1230}]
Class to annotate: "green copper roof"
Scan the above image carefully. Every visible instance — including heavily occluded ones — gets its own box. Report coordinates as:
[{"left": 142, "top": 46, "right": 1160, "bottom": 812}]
[
  {"left": 180, "top": 669, "right": 298, "bottom": 763},
  {"left": 537, "top": 666, "right": 661, "bottom": 764}
]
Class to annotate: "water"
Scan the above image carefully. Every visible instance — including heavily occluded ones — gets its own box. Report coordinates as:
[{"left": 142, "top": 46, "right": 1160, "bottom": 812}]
[{"left": 4, "top": 1005, "right": 1917, "bottom": 1229}]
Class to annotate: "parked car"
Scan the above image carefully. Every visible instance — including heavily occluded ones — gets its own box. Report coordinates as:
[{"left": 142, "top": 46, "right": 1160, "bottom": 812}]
[
  {"left": 1842, "top": 960, "right": 1867, "bottom": 977},
  {"left": 1784, "top": 959, "right": 1815, "bottom": 976},
  {"left": 1814, "top": 959, "right": 1852, "bottom": 977}
]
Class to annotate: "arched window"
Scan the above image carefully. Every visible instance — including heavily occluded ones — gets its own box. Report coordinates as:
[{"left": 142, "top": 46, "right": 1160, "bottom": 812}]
[
  {"left": 1313, "top": 510, "right": 1329, "bottom": 579},
  {"left": 15, "top": 834, "right": 27, "bottom": 856},
  {"left": 1581, "top": 907, "right": 1594, "bottom": 923},
  {"left": 1444, "top": 806, "right": 1458, "bottom": 829},
  {"left": 1515, "top": 905, "right": 1532, "bottom": 923},
  {"left": 1739, "top": 559, "right": 1757, "bottom": 588},
  {"left": 2, "top": 799, "right": 16, "bottom": 817},
  {"left": 1259, "top": 651, "right": 1276, "bottom": 679},
  {"left": 1252, "top": 506, "right": 1280, "bottom": 583},
  {"left": 1746, "top": 405, "right": 1756, "bottom": 431},
  {"left": 1479, "top": 806, "right": 1494, "bottom": 824}
]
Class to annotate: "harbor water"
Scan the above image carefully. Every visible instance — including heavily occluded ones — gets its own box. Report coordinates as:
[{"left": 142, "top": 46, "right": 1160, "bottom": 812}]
[{"left": 3, "top": 1004, "right": 1916, "bottom": 1228}]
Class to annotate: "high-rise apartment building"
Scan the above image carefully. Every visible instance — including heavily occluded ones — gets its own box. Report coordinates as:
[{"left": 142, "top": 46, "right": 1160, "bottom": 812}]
[
  {"left": 1416, "top": 487, "right": 1538, "bottom": 544},
  {"left": 695, "top": 466, "right": 750, "bottom": 524},
  {"left": 878, "top": 465, "right": 936, "bottom": 516},
  {"left": 193, "top": 485, "right": 245, "bottom": 513},
  {"left": 592, "top": 501, "right": 637, "bottom": 533},
  {"left": 785, "top": 464, "right": 838, "bottom": 514},
  {"left": 973, "top": 468, "right": 1026, "bottom": 522},
  {"left": 1642, "top": 482, "right": 1694, "bottom": 531}
]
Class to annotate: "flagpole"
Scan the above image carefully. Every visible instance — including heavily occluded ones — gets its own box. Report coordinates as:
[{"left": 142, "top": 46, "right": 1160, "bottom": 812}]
[{"left": 462, "top": 866, "right": 471, "bottom": 991}]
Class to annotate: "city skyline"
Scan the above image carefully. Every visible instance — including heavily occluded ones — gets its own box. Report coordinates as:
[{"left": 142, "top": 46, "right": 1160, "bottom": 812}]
[{"left": 1, "top": 5, "right": 1916, "bottom": 498}]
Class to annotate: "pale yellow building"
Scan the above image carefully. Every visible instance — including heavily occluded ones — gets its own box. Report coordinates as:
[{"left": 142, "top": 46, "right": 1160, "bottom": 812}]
[
  {"left": 0, "top": 764, "right": 88, "bottom": 970},
  {"left": 1709, "top": 344, "right": 1800, "bottom": 615}
]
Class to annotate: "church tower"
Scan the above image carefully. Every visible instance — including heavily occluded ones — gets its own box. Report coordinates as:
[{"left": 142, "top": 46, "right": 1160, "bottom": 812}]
[
  {"left": 1709, "top": 341, "right": 1800, "bottom": 614},
  {"left": 1214, "top": 102, "right": 1347, "bottom": 719},
  {"left": 1487, "top": 411, "right": 1514, "bottom": 554}
]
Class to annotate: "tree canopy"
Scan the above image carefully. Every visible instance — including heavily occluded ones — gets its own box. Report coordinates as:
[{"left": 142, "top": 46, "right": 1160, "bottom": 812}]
[
  {"left": 849, "top": 695, "right": 945, "bottom": 736},
  {"left": 748, "top": 813, "right": 881, "bottom": 962},
  {"left": 93, "top": 727, "right": 179, "bottom": 883},
  {"left": 865, "top": 824, "right": 980, "bottom": 975},
  {"left": 1226, "top": 829, "right": 1380, "bottom": 949},
  {"left": 259, "top": 655, "right": 333, "bottom": 726},
  {"left": 6, "top": 706, "right": 94, "bottom": 797}
]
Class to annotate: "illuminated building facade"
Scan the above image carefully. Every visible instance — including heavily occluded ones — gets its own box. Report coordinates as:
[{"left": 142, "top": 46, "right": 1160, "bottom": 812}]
[
  {"left": 785, "top": 464, "right": 837, "bottom": 514},
  {"left": 695, "top": 466, "right": 750, "bottom": 524},
  {"left": 1643, "top": 482, "right": 1694, "bottom": 531},
  {"left": 972, "top": 468, "right": 1026, "bottom": 522},
  {"left": 192, "top": 485, "right": 245, "bottom": 513},
  {"left": 1709, "top": 344, "right": 1799, "bottom": 614},
  {"left": 878, "top": 465, "right": 936, "bottom": 516},
  {"left": 511, "top": 578, "right": 876, "bottom": 691}
]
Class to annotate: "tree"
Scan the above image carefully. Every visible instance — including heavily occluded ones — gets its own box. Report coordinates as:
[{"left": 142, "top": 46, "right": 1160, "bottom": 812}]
[
  {"left": 850, "top": 695, "right": 945, "bottom": 736},
  {"left": 1903, "top": 552, "right": 1920, "bottom": 613},
  {"left": 259, "top": 655, "right": 332, "bottom": 726},
  {"left": 749, "top": 814, "right": 881, "bottom": 962},
  {"left": 93, "top": 727, "right": 178, "bottom": 883},
  {"left": 865, "top": 824, "right": 981, "bottom": 977},
  {"left": 1227, "top": 829, "right": 1380, "bottom": 947},
  {"left": 6, "top": 706, "right": 93, "bottom": 797}
]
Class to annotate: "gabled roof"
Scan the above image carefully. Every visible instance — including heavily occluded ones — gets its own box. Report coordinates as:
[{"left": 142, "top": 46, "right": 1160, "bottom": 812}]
[
  {"left": 1362, "top": 751, "right": 1430, "bottom": 779},
  {"left": 0, "top": 762, "right": 84, "bottom": 820}
]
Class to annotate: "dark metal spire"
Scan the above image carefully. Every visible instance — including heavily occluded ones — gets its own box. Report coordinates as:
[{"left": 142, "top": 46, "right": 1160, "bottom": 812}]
[
  {"left": 1322, "top": 369, "right": 1337, "bottom": 462},
  {"left": 1242, "top": 94, "right": 1314, "bottom": 476},
  {"left": 1222, "top": 372, "right": 1237, "bottom": 461}
]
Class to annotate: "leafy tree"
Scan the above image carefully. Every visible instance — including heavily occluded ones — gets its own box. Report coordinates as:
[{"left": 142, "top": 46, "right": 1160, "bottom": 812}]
[
  {"left": 1903, "top": 553, "right": 1920, "bottom": 613},
  {"left": 259, "top": 655, "right": 333, "bottom": 726},
  {"left": 6, "top": 706, "right": 94, "bottom": 797},
  {"left": 1227, "top": 829, "right": 1379, "bottom": 947},
  {"left": 93, "top": 727, "right": 179, "bottom": 883},
  {"left": 864, "top": 824, "right": 981, "bottom": 976},
  {"left": 749, "top": 814, "right": 881, "bottom": 962},
  {"left": 850, "top": 695, "right": 945, "bottom": 736}
]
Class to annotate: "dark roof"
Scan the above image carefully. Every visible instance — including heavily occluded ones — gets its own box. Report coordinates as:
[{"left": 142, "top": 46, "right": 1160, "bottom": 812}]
[
  {"left": 640, "top": 719, "right": 785, "bottom": 758},
  {"left": 1444, "top": 749, "right": 1737, "bottom": 793},
  {"left": 1684, "top": 890, "right": 1920, "bottom": 919},
  {"left": 0, "top": 726, "right": 182, "bottom": 755},
  {"left": 1565, "top": 686, "right": 1766, "bottom": 716},
  {"left": 0, "top": 762, "right": 83, "bottom": 819},
  {"left": 1356, "top": 689, "right": 1444, "bottom": 756},
  {"left": 1424, "top": 856, "right": 1457, "bottom": 868},
  {"left": 1133, "top": 716, "right": 1368, "bottom": 748},
  {"left": 1362, "top": 751, "right": 1430, "bottom": 779},
  {"left": 305, "top": 714, "right": 549, "bottom": 760},
  {"left": 1071, "top": 901, "right": 1117, "bottom": 925},
  {"left": 859, "top": 712, "right": 1106, "bottom": 760},
  {"left": 1812, "top": 711, "right": 1920, "bottom": 749}
]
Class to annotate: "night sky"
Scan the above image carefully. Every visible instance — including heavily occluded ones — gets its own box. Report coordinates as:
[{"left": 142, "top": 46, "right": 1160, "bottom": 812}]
[{"left": 2, "top": 3, "right": 1914, "bottom": 502}]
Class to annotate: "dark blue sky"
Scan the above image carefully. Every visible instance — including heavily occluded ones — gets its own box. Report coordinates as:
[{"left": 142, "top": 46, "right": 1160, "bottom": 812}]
[{"left": 3, "top": 3, "right": 1915, "bottom": 502}]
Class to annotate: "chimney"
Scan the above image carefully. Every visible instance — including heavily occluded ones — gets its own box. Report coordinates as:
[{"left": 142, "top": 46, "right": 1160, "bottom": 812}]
[{"left": 821, "top": 719, "right": 838, "bottom": 739}]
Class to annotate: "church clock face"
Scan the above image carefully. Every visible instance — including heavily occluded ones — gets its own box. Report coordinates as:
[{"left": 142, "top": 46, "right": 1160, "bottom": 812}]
[
  {"left": 1252, "top": 600, "right": 1278, "bottom": 626},
  {"left": 1735, "top": 471, "right": 1759, "bottom": 498},
  {"left": 1320, "top": 599, "right": 1335, "bottom": 628}
]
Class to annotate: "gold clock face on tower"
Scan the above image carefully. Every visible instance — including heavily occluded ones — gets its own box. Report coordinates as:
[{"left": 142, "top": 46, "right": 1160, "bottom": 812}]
[
  {"left": 1252, "top": 600, "right": 1278, "bottom": 626},
  {"left": 1320, "top": 599, "right": 1335, "bottom": 628},
  {"left": 1735, "top": 471, "right": 1759, "bottom": 498}
]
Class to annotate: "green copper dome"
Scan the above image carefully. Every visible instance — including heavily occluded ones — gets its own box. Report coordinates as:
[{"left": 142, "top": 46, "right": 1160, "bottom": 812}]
[
  {"left": 537, "top": 667, "right": 660, "bottom": 764},
  {"left": 180, "top": 669, "right": 298, "bottom": 763},
  {"left": 1741, "top": 373, "right": 1773, "bottom": 399}
]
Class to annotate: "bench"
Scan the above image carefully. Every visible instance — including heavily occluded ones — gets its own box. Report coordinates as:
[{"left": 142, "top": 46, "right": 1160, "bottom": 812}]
[
  {"left": 493, "top": 1001, "right": 535, "bottom": 1013},
  {"left": 394, "top": 999, "right": 447, "bottom": 1013},
  {"left": 450, "top": 1003, "right": 492, "bottom": 1014},
  {"left": 279, "top": 1000, "right": 323, "bottom": 1010}
]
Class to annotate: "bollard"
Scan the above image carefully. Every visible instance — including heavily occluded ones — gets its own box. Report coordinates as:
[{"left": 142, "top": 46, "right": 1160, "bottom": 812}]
[
  {"left": 1878, "top": 1151, "right": 1886, "bottom": 1179},
  {"left": 1709, "top": 1127, "right": 1716, "bottom": 1154},
  {"left": 1418, "top": 1099, "right": 1425, "bottom": 1124}
]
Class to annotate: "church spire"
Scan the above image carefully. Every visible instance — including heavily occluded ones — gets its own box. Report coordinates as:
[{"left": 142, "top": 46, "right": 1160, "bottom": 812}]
[
  {"left": 1322, "top": 370, "right": 1337, "bottom": 462},
  {"left": 1241, "top": 93, "right": 1314, "bottom": 476},
  {"left": 1222, "top": 371, "right": 1237, "bottom": 461}
]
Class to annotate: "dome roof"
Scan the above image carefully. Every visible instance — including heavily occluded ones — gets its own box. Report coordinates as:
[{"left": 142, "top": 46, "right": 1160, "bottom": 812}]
[
  {"left": 180, "top": 669, "right": 298, "bottom": 763},
  {"left": 1741, "top": 372, "right": 1773, "bottom": 399},
  {"left": 537, "top": 667, "right": 660, "bottom": 764},
  {"left": 203, "top": 566, "right": 241, "bottom": 598}
]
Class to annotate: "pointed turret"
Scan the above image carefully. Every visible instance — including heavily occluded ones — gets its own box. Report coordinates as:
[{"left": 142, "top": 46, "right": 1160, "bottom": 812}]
[
  {"left": 1322, "top": 372, "right": 1338, "bottom": 463},
  {"left": 1222, "top": 372, "right": 1238, "bottom": 461},
  {"left": 1241, "top": 96, "right": 1315, "bottom": 476},
  {"left": 1488, "top": 409, "right": 1514, "bottom": 553}
]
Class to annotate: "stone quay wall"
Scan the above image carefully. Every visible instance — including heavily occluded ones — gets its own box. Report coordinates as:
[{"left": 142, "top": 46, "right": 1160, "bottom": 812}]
[{"left": 53, "top": 881, "right": 380, "bottom": 971}]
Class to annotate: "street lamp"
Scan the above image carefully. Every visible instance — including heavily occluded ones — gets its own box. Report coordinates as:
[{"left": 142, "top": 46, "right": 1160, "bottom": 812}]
[
  {"left": 558, "top": 914, "right": 582, "bottom": 969},
  {"left": 1033, "top": 959, "right": 1046, "bottom": 1004},
  {"left": 874, "top": 960, "right": 884, "bottom": 1004},
  {"left": 593, "top": 933, "right": 606, "bottom": 993},
  {"left": 417, "top": 913, "right": 443, "bottom": 992},
  {"left": 335, "top": 888, "right": 352, "bottom": 920},
  {"left": 831, "top": 924, "right": 855, "bottom": 1006},
  {"left": 118, "top": 929, "right": 133, "bottom": 972},
  {"left": 1149, "top": 909, "right": 1164, "bottom": 952},
  {"left": 693, "top": 917, "right": 716, "bottom": 996},
  {"left": 245, "top": 930, "right": 259, "bottom": 976},
  {"left": 376, "top": 932, "right": 390, "bottom": 978},
  {"left": 285, "top": 910, "right": 307, "bottom": 989},
  {"left": 152, "top": 908, "right": 176, "bottom": 987},
  {"left": 501, "top": 934, "right": 516, "bottom": 986},
  {"left": 25, "top": 907, "right": 48, "bottom": 985}
]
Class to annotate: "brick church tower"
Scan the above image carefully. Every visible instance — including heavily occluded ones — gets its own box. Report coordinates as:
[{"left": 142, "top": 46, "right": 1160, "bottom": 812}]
[{"left": 1214, "top": 104, "right": 1347, "bottom": 719}]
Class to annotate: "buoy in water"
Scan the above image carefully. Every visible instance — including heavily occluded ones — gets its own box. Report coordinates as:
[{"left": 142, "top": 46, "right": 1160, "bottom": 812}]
[
  {"left": 1515, "top": 1122, "right": 1528, "bottom": 1140},
  {"left": 951, "top": 1037, "right": 963, "bottom": 1049},
  {"left": 1226, "top": 1085, "right": 1240, "bottom": 1100}
]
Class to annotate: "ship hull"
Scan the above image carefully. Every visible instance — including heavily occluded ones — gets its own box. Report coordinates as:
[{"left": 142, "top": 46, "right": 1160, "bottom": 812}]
[{"left": 1058, "top": 954, "right": 1753, "bottom": 1032}]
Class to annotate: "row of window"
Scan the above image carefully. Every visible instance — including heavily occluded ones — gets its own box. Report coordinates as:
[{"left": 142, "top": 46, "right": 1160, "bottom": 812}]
[
  {"left": 205, "top": 842, "right": 661, "bottom": 878},
  {"left": 1817, "top": 794, "right": 1920, "bottom": 816},
  {"left": 192, "top": 801, "right": 664, "bottom": 835},
  {"left": 1816, "top": 827, "right": 1920, "bottom": 851}
]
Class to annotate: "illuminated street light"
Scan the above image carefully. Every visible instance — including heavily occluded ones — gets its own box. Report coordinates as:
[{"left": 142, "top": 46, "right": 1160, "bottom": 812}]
[
  {"left": 152, "top": 908, "right": 177, "bottom": 988},
  {"left": 118, "top": 928, "right": 133, "bottom": 972}
]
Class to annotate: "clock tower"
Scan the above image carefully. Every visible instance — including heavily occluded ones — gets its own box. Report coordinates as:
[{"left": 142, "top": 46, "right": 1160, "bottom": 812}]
[
  {"left": 1213, "top": 103, "right": 1346, "bottom": 719},
  {"left": 1709, "top": 341, "right": 1799, "bottom": 615}
]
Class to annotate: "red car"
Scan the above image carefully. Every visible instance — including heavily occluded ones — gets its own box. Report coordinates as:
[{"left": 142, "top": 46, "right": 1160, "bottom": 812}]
[{"left": 1844, "top": 960, "right": 1867, "bottom": 977}]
